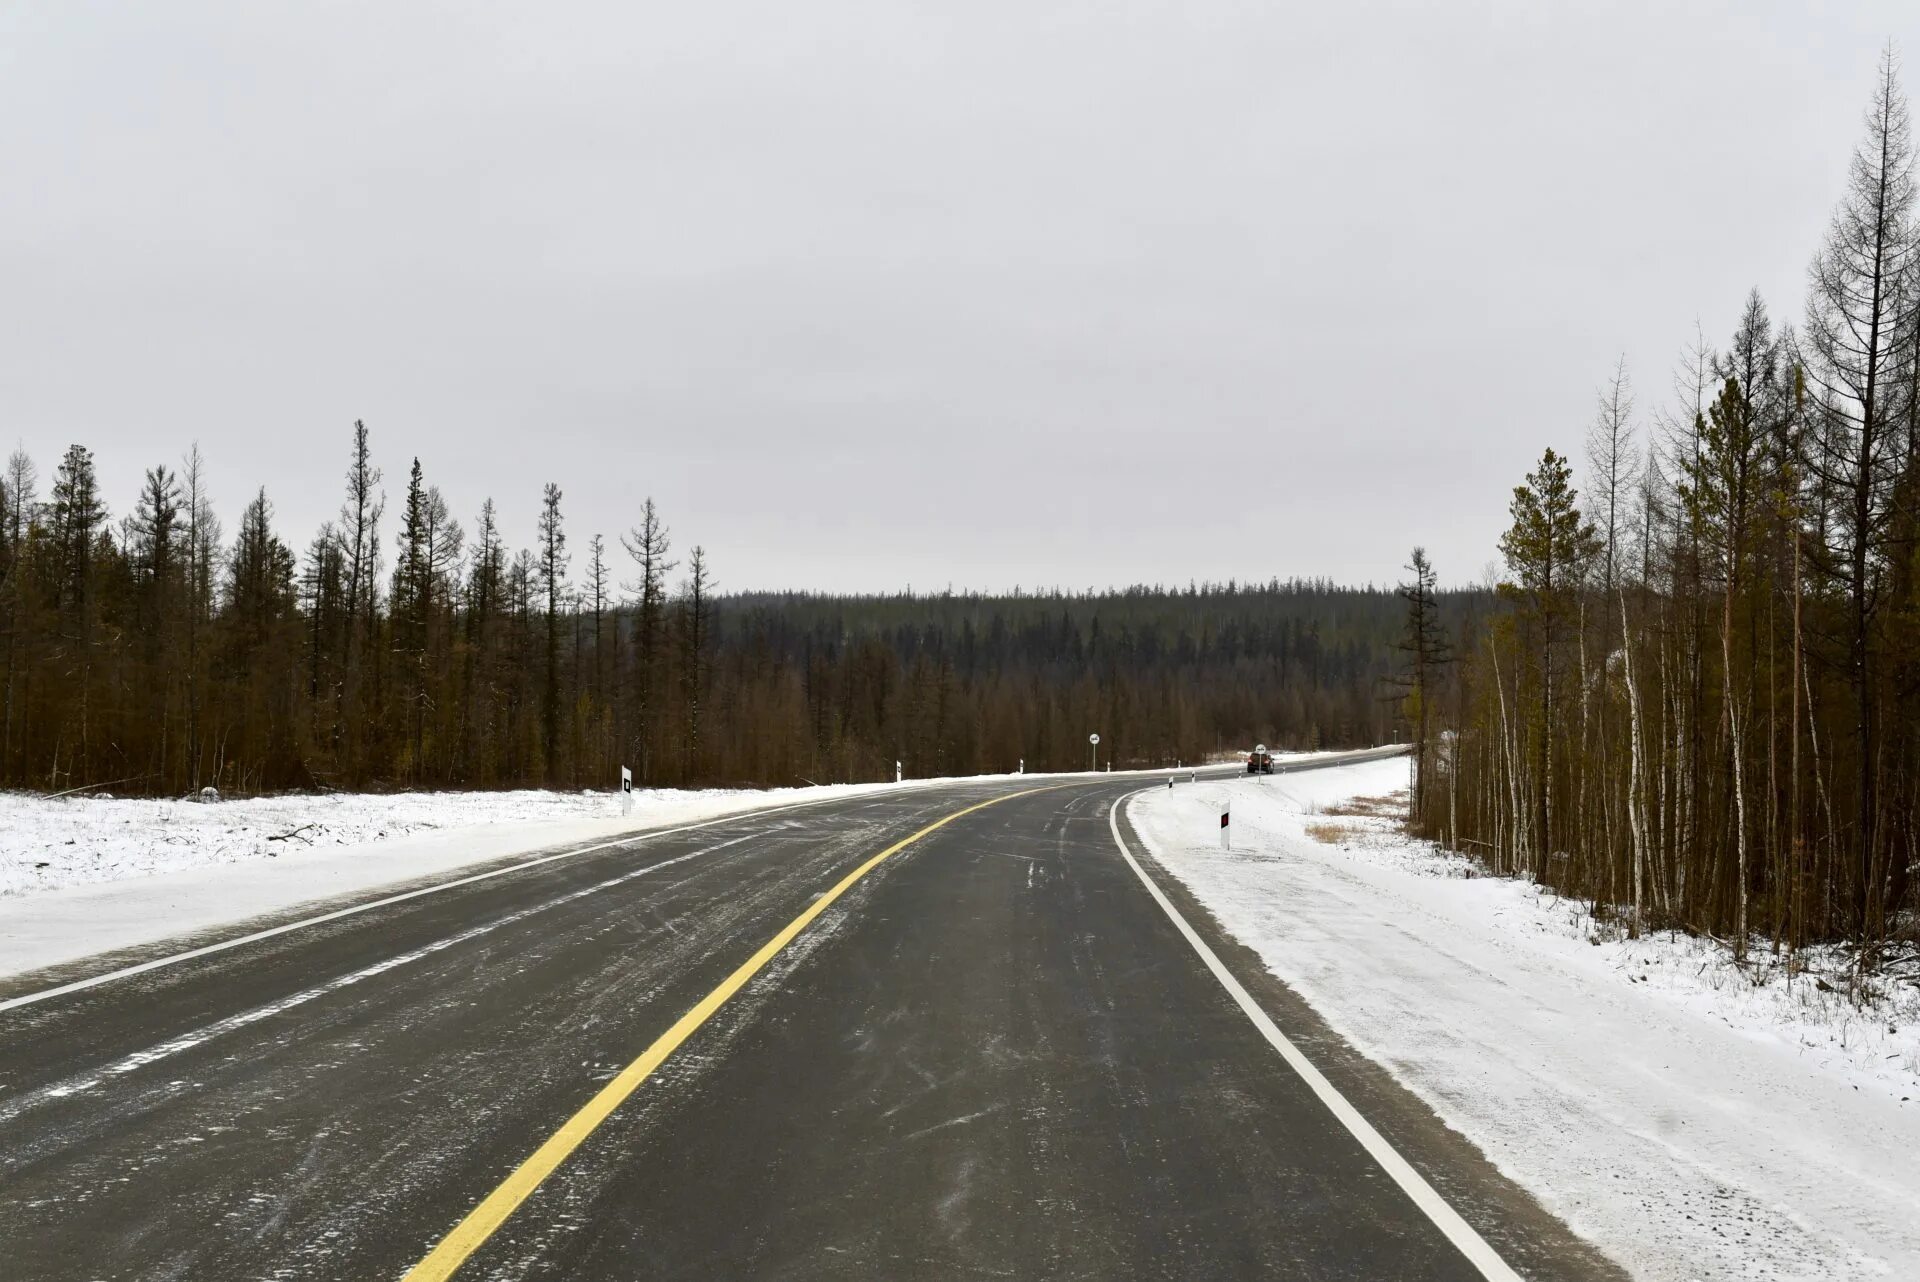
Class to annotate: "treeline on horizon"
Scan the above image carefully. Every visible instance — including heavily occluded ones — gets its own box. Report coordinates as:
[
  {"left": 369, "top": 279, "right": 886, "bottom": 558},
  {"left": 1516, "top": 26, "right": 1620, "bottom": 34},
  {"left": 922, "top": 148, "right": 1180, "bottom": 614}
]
[
  {"left": 1399, "top": 48, "right": 1920, "bottom": 965},
  {"left": 0, "top": 419, "right": 1441, "bottom": 796}
]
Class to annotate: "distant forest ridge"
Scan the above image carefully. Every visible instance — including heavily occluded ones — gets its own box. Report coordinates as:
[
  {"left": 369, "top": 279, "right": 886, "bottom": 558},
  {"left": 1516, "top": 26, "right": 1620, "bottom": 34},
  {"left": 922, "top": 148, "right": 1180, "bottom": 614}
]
[
  {"left": 725, "top": 577, "right": 1402, "bottom": 599},
  {"left": 712, "top": 579, "right": 1492, "bottom": 774},
  {"left": 0, "top": 428, "right": 1447, "bottom": 796}
]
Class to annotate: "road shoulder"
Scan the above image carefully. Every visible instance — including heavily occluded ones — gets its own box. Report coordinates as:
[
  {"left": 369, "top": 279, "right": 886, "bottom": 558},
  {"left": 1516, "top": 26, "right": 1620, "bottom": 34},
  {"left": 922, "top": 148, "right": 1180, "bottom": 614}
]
[{"left": 1111, "top": 788, "right": 1628, "bottom": 1282}]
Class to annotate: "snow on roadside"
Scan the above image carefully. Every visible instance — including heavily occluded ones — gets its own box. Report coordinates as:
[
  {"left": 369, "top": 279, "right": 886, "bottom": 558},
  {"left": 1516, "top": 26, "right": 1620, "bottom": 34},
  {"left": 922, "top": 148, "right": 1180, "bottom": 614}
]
[
  {"left": 1, "top": 786, "right": 792, "bottom": 899},
  {"left": 0, "top": 782, "right": 916, "bottom": 980},
  {"left": 0, "top": 756, "right": 1264, "bottom": 903},
  {"left": 1130, "top": 758, "right": 1920, "bottom": 1282},
  {"left": 0, "top": 758, "right": 1244, "bottom": 981}
]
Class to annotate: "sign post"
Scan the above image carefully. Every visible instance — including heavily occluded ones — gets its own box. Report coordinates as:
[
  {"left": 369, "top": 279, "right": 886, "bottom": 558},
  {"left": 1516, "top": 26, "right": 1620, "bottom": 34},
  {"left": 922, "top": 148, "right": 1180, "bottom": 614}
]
[
  {"left": 620, "top": 765, "right": 633, "bottom": 817},
  {"left": 1088, "top": 732, "right": 1100, "bottom": 774}
]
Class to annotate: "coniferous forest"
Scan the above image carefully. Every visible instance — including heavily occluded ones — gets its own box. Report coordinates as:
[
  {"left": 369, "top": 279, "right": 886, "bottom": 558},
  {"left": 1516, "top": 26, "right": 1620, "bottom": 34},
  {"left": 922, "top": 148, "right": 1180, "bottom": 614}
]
[
  {"left": 0, "top": 417, "right": 1424, "bottom": 797},
  {"left": 1400, "top": 51, "right": 1920, "bottom": 965}
]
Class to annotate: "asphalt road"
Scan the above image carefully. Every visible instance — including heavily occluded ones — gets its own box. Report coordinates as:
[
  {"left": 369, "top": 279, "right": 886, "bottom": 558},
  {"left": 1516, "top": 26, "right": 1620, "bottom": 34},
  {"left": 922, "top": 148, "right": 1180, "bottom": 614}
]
[{"left": 0, "top": 754, "right": 1622, "bottom": 1280}]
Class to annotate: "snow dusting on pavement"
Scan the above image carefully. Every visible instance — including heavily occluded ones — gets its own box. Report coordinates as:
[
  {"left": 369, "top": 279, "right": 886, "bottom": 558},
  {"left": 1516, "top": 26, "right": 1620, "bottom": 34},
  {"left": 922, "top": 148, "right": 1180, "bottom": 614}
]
[
  {"left": 1130, "top": 757, "right": 1920, "bottom": 1282},
  {"left": 0, "top": 764, "right": 1173, "bottom": 980},
  {"left": 0, "top": 782, "right": 910, "bottom": 979}
]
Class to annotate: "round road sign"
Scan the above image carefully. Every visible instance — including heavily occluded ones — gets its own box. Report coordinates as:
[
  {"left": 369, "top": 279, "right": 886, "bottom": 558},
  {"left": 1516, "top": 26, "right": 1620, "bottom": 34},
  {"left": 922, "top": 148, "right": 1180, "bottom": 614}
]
[{"left": 1089, "top": 733, "right": 1100, "bottom": 746}]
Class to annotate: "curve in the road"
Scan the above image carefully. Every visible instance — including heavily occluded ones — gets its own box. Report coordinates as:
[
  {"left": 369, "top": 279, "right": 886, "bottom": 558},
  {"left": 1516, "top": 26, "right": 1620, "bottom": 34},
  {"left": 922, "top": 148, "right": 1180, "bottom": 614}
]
[{"left": 0, "top": 749, "right": 1622, "bottom": 1281}]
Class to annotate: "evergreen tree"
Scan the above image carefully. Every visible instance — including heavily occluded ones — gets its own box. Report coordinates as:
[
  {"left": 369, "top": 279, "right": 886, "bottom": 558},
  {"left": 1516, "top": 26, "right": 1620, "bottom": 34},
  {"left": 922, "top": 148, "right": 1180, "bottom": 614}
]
[
  {"left": 1499, "top": 447, "right": 1600, "bottom": 869},
  {"left": 336, "top": 421, "right": 382, "bottom": 777},
  {"left": 621, "top": 498, "right": 672, "bottom": 782},
  {"left": 0, "top": 450, "right": 35, "bottom": 777},
  {"left": 393, "top": 458, "right": 429, "bottom": 780},
  {"left": 537, "top": 482, "right": 567, "bottom": 779},
  {"left": 1394, "top": 547, "right": 1450, "bottom": 825},
  {"left": 678, "top": 545, "right": 714, "bottom": 779}
]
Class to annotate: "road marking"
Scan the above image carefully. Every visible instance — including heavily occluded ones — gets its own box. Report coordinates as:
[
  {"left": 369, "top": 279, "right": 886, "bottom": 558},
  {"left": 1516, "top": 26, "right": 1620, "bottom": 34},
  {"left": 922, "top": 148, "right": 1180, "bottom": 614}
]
[
  {"left": 1107, "top": 789, "right": 1523, "bottom": 1282},
  {"left": 0, "top": 839, "right": 748, "bottom": 1125},
  {"left": 0, "top": 792, "right": 947, "bottom": 1015},
  {"left": 0, "top": 767, "right": 1233, "bottom": 1016},
  {"left": 401, "top": 788, "right": 1041, "bottom": 1282}
]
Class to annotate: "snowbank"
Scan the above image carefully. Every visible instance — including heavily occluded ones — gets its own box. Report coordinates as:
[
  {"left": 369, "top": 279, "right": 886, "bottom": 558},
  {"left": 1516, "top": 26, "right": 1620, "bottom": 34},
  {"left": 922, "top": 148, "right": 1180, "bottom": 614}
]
[{"left": 1129, "top": 758, "right": 1920, "bottom": 1282}]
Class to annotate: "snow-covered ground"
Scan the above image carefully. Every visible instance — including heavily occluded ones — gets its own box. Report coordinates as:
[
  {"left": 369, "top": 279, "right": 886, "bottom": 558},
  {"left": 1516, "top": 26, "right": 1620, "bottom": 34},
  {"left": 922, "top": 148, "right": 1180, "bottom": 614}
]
[
  {"left": 0, "top": 760, "right": 1242, "bottom": 981},
  {"left": 0, "top": 782, "right": 913, "bottom": 979},
  {"left": 1129, "top": 758, "right": 1920, "bottom": 1282},
  {"left": 0, "top": 785, "right": 864, "bottom": 900}
]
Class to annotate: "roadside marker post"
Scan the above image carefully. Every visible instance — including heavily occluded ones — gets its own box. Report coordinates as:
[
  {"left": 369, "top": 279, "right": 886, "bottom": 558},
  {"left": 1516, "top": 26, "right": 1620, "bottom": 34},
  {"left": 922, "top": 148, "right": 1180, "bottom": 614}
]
[
  {"left": 895, "top": 760, "right": 902, "bottom": 784},
  {"left": 1220, "top": 798, "right": 1231, "bottom": 850},
  {"left": 619, "top": 766, "right": 633, "bottom": 817}
]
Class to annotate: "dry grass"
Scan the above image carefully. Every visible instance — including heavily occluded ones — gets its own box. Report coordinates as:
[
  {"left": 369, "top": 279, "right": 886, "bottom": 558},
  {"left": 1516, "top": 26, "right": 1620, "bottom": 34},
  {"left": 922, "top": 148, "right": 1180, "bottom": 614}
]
[
  {"left": 1304, "top": 820, "right": 1360, "bottom": 845},
  {"left": 1320, "top": 792, "right": 1407, "bottom": 819}
]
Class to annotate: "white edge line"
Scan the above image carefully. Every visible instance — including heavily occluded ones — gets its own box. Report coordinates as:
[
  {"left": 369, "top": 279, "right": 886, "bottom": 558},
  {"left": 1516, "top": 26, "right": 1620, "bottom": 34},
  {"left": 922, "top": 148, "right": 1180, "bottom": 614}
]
[
  {"left": 0, "top": 790, "right": 904, "bottom": 1014},
  {"left": 1107, "top": 785, "right": 1524, "bottom": 1282},
  {"left": 0, "top": 753, "right": 1384, "bottom": 1015}
]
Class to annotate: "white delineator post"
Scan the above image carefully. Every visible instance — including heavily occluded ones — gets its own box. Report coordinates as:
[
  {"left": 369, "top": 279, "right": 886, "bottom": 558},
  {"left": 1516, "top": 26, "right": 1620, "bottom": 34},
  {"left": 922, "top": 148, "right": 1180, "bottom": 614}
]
[
  {"left": 1018, "top": 758, "right": 1024, "bottom": 775},
  {"left": 1220, "top": 798, "right": 1231, "bottom": 850},
  {"left": 895, "top": 760, "right": 902, "bottom": 784},
  {"left": 620, "top": 765, "right": 633, "bottom": 817}
]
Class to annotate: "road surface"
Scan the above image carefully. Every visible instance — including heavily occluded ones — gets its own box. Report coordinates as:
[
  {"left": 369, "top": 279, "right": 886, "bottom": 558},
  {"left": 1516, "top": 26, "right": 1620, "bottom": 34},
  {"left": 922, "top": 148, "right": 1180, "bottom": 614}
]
[{"left": 0, "top": 753, "right": 1621, "bottom": 1280}]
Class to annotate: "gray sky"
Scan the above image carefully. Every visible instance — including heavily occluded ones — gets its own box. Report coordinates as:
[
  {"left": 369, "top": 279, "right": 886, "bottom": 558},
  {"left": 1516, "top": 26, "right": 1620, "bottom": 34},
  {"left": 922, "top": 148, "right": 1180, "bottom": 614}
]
[{"left": 1, "top": 2, "right": 1911, "bottom": 592}]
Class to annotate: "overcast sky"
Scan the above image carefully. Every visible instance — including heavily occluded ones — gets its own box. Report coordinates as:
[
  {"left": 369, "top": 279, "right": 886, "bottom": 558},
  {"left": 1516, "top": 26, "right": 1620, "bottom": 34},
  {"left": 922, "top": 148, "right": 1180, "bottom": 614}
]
[{"left": 1, "top": 2, "right": 1911, "bottom": 592}]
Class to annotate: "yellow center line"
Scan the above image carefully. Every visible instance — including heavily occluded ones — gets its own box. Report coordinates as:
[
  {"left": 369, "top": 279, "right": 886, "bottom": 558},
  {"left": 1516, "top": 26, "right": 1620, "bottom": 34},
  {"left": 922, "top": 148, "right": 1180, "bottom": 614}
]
[{"left": 401, "top": 786, "right": 1049, "bottom": 1282}]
